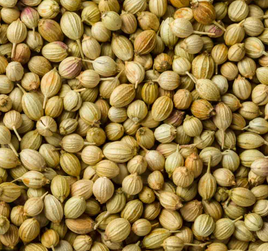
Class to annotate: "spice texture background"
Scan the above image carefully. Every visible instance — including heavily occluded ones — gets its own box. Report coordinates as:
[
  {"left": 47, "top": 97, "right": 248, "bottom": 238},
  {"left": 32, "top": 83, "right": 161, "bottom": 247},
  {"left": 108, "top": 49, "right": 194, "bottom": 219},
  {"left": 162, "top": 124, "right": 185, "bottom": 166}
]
[{"left": 1, "top": 0, "right": 268, "bottom": 250}]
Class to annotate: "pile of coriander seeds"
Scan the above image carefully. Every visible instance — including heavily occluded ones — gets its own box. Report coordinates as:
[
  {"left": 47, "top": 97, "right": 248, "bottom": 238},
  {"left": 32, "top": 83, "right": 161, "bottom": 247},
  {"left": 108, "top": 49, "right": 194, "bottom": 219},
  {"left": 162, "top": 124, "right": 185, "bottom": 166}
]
[{"left": 1, "top": 0, "right": 268, "bottom": 250}]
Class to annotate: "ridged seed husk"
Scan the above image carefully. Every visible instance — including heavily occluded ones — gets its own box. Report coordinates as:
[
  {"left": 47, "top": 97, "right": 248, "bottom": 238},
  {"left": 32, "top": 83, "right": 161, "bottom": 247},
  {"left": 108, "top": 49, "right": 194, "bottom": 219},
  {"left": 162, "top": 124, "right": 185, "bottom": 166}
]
[
  {"left": 105, "top": 218, "right": 131, "bottom": 242},
  {"left": 134, "top": 30, "right": 157, "bottom": 55},
  {"left": 71, "top": 179, "right": 93, "bottom": 199},
  {"left": 39, "top": 144, "right": 60, "bottom": 168},
  {"left": 0, "top": 224, "right": 19, "bottom": 249},
  {"left": 64, "top": 196, "right": 86, "bottom": 219},
  {"left": 44, "top": 194, "right": 64, "bottom": 224},
  {"left": 160, "top": 17, "right": 178, "bottom": 49},
  {"left": 60, "top": 11, "right": 84, "bottom": 41},
  {"left": 42, "top": 42, "right": 69, "bottom": 63},
  {"left": 237, "top": 132, "right": 267, "bottom": 149},
  {"left": 65, "top": 214, "right": 95, "bottom": 234},
  {"left": 251, "top": 158, "right": 268, "bottom": 177},
  {"left": 110, "top": 84, "right": 136, "bottom": 108},
  {"left": 20, "top": 149, "right": 46, "bottom": 172},
  {"left": 41, "top": 68, "right": 62, "bottom": 107},
  {"left": 234, "top": 220, "right": 256, "bottom": 242},
  {"left": 20, "top": 130, "right": 42, "bottom": 150},
  {"left": 111, "top": 34, "right": 134, "bottom": 61},
  {"left": 93, "top": 177, "right": 114, "bottom": 204},
  {"left": 51, "top": 175, "right": 70, "bottom": 203},
  {"left": 22, "top": 92, "right": 44, "bottom": 121},
  {"left": 159, "top": 209, "right": 183, "bottom": 231},
  {"left": 157, "top": 191, "right": 183, "bottom": 210},
  {"left": 151, "top": 96, "right": 173, "bottom": 122},
  {"left": 23, "top": 194, "right": 46, "bottom": 217},
  {"left": 0, "top": 182, "right": 22, "bottom": 203},
  {"left": 230, "top": 187, "right": 256, "bottom": 207},
  {"left": 19, "top": 218, "right": 40, "bottom": 243},
  {"left": 0, "top": 148, "right": 20, "bottom": 169},
  {"left": 142, "top": 228, "right": 172, "bottom": 249},
  {"left": 191, "top": 99, "right": 215, "bottom": 120},
  {"left": 193, "top": 214, "right": 215, "bottom": 238},
  {"left": 196, "top": 79, "right": 221, "bottom": 101},
  {"left": 213, "top": 218, "right": 235, "bottom": 240},
  {"left": 192, "top": 53, "right": 215, "bottom": 79},
  {"left": 25, "top": 243, "right": 48, "bottom": 251},
  {"left": 103, "top": 141, "right": 134, "bottom": 163},
  {"left": 79, "top": 102, "right": 101, "bottom": 126}
]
